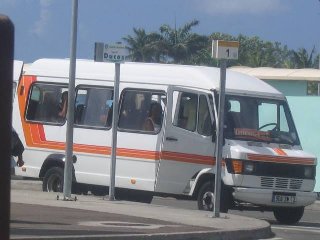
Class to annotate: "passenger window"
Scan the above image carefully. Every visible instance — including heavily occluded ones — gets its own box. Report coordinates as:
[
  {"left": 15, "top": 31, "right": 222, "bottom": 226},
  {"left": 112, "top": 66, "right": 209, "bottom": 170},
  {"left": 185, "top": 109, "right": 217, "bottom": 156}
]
[
  {"left": 25, "top": 83, "right": 68, "bottom": 124},
  {"left": 173, "top": 92, "right": 198, "bottom": 132},
  {"left": 198, "top": 95, "right": 213, "bottom": 136},
  {"left": 173, "top": 92, "right": 214, "bottom": 135},
  {"left": 118, "top": 89, "right": 165, "bottom": 133},
  {"left": 75, "top": 87, "right": 113, "bottom": 128}
]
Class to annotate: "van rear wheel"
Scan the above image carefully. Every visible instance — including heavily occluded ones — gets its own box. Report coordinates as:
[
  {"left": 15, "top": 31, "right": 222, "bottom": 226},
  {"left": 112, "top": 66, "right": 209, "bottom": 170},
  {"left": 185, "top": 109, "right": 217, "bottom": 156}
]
[
  {"left": 273, "top": 207, "right": 304, "bottom": 224},
  {"left": 42, "top": 167, "right": 64, "bottom": 192}
]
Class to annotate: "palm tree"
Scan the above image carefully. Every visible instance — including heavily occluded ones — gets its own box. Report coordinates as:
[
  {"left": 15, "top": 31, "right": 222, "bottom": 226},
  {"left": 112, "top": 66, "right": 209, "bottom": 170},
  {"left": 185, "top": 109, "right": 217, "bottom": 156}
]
[
  {"left": 159, "top": 19, "right": 208, "bottom": 64},
  {"left": 290, "top": 46, "right": 317, "bottom": 68},
  {"left": 122, "top": 28, "right": 155, "bottom": 62}
]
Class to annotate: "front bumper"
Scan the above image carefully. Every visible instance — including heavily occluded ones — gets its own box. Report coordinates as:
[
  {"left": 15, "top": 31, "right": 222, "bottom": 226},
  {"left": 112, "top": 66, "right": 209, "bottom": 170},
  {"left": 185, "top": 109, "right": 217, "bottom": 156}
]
[{"left": 233, "top": 187, "right": 316, "bottom": 207}]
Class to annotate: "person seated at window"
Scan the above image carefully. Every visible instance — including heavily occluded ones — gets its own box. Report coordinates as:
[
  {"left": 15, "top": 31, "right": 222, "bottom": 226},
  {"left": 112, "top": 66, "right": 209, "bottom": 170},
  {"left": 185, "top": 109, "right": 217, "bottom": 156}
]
[
  {"left": 58, "top": 91, "right": 68, "bottom": 119},
  {"left": 143, "top": 102, "right": 162, "bottom": 132},
  {"left": 99, "top": 100, "right": 113, "bottom": 127}
]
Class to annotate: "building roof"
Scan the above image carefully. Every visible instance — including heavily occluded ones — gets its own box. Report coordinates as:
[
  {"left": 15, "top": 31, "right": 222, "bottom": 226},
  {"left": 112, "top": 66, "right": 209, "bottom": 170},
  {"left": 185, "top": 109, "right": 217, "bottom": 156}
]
[{"left": 230, "top": 66, "right": 320, "bottom": 82}]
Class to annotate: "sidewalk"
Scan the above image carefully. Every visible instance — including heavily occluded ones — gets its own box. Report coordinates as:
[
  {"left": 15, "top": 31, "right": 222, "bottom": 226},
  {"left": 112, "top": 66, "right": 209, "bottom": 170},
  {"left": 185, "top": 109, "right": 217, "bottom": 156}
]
[{"left": 10, "top": 179, "right": 272, "bottom": 240}]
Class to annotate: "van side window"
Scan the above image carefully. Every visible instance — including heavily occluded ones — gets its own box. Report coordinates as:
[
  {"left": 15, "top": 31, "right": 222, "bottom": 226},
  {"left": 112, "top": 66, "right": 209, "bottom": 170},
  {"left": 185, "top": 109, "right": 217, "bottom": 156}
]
[
  {"left": 173, "top": 92, "right": 198, "bottom": 131},
  {"left": 75, "top": 87, "right": 113, "bottom": 128},
  {"left": 198, "top": 95, "right": 213, "bottom": 136},
  {"left": 25, "top": 83, "right": 68, "bottom": 124},
  {"left": 173, "top": 92, "right": 213, "bottom": 136},
  {"left": 119, "top": 89, "right": 165, "bottom": 133}
]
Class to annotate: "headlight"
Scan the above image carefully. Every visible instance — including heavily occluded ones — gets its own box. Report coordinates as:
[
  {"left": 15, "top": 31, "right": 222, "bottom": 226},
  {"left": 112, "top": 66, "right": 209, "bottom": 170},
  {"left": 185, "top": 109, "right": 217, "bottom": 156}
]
[
  {"left": 304, "top": 166, "right": 314, "bottom": 178},
  {"left": 226, "top": 159, "right": 255, "bottom": 174},
  {"left": 243, "top": 162, "right": 254, "bottom": 174},
  {"left": 231, "top": 160, "right": 243, "bottom": 174}
]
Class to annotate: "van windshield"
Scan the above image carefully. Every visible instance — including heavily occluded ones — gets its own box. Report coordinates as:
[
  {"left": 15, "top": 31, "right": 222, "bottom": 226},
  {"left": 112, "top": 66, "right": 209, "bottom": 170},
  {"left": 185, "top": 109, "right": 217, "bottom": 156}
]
[{"left": 224, "top": 95, "right": 300, "bottom": 145}]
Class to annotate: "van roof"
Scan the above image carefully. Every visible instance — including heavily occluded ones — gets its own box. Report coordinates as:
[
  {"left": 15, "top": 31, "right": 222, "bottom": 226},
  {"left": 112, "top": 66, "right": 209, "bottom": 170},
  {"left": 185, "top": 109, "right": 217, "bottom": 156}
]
[{"left": 25, "top": 58, "right": 283, "bottom": 99}]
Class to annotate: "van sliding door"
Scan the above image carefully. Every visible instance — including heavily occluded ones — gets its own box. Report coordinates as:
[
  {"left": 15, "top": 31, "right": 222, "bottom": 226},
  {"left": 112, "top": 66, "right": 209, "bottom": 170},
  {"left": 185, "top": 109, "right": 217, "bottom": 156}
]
[{"left": 155, "top": 86, "right": 216, "bottom": 194}]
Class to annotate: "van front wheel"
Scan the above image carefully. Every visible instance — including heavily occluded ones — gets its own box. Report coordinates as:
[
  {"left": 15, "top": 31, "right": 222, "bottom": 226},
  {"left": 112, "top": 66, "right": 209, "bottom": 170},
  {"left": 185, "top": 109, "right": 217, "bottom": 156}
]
[
  {"left": 197, "top": 181, "right": 228, "bottom": 213},
  {"left": 42, "top": 167, "right": 64, "bottom": 192},
  {"left": 273, "top": 207, "right": 304, "bottom": 224}
]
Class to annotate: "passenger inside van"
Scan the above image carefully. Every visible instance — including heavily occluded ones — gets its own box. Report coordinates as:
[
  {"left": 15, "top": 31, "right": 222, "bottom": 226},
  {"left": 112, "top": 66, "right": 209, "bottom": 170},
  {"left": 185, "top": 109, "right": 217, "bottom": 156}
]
[
  {"left": 58, "top": 91, "right": 68, "bottom": 120},
  {"left": 143, "top": 102, "right": 162, "bottom": 132}
]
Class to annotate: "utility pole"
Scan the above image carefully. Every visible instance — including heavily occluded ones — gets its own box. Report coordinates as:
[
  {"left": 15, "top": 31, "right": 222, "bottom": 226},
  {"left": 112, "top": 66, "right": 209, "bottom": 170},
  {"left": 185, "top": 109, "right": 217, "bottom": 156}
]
[
  {"left": 94, "top": 42, "right": 129, "bottom": 200},
  {"left": 63, "top": 0, "right": 78, "bottom": 200},
  {"left": 211, "top": 40, "right": 239, "bottom": 217}
]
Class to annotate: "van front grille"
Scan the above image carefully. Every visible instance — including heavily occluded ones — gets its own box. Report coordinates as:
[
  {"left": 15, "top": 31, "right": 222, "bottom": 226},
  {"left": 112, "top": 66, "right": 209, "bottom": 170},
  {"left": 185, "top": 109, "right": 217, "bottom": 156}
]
[{"left": 261, "top": 177, "right": 302, "bottom": 190}]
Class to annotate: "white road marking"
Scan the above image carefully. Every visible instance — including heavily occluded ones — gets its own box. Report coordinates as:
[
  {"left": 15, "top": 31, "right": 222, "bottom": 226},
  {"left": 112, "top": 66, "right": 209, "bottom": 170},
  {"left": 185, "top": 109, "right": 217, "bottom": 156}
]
[
  {"left": 259, "top": 238, "right": 283, "bottom": 240},
  {"left": 272, "top": 225, "right": 320, "bottom": 234},
  {"left": 78, "top": 221, "right": 181, "bottom": 229}
]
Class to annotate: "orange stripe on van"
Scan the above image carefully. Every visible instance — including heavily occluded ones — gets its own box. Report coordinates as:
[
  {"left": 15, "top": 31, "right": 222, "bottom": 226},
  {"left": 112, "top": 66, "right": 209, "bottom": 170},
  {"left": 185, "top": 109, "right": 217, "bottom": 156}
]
[
  {"left": 161, "top": 151, "right": 215, "bottom": 165},
  {"left": 247, "top": 153, "right": 315, "bottom": 165},
  {"left": 18, "top": 75, "right": 37, "bottom": 147},
  {"left": 273, "top": 148, "right": 287, "bottom": 156}
]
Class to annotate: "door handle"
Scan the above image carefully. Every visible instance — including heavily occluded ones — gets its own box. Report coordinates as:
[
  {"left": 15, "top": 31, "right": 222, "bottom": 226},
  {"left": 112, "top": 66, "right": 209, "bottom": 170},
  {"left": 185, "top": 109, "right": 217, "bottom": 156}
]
[{"left": 166, "top": 137, "right": 178, "bottom": 141}]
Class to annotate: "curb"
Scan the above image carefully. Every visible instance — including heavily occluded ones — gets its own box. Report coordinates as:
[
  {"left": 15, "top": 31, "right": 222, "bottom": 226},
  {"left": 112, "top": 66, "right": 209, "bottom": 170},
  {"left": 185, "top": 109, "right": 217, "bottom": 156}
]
[
  {"left": 12, "top": 228, "right": 272, "bottom": 240},
  {"left": 11, "top": 178, "right": 42, "bottom": 191}
]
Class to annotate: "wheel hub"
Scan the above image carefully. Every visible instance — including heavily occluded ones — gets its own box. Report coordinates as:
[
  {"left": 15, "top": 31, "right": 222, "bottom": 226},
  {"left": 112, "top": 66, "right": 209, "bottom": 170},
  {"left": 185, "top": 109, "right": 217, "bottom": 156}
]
[{"left": 202, "top": 191, "right": 214, "bottom": 210}]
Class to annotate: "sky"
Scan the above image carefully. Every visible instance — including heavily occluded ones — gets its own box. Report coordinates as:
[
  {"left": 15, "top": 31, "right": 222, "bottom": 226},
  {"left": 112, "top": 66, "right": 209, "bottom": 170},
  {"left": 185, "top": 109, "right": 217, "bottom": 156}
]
[{"left": 1, "top": 0, "right": 320, "bottom": 63}]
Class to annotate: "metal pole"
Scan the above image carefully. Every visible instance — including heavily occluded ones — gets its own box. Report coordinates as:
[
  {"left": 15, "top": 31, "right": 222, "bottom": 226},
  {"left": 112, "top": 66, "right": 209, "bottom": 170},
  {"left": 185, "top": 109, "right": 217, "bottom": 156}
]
[
  {"left": 109, "top": 63, "right": 120, "bottom": 200},
  {"left": 0, "top": 15, "right": 14, "bottom": 240},
  {"left": 63, "top": 0, "right": 78, "bottom": 199},
  {"left": 213, "top": 59, "right": 227, "bottom": 217}
]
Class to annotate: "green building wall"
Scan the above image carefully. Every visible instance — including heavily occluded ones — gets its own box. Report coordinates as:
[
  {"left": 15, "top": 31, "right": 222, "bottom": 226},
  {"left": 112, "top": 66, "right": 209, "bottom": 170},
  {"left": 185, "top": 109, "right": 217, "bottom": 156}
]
[
  {"left": 266, "top": 80, "right": 307, "bottom": 96},
  {"left": 287, "top": 97, "right": 320, "bottom": 191},
  {"left": 264, "top": 80, "right": 320, "bottom": 192}
]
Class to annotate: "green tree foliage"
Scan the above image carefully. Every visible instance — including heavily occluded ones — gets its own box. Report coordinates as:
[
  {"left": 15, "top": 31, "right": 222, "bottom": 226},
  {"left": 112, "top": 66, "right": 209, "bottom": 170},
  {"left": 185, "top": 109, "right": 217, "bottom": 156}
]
[
  {"left": 122, "top": 28, "right": 158, "bottom": 62},
  {"left": 158, "top": 19, "right": 208, "bottom": 64},
  {"left": 123, "top": 20, "right": 319, "bottom": 69},
  {"left": 290, "top": 46, "right": 317, "bottom": 68}
]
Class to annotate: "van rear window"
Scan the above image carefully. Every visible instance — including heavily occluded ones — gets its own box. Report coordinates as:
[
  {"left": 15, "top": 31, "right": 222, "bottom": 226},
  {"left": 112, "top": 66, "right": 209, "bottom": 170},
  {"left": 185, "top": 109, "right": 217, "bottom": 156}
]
[{"left": 25, "top": 83, "right": 68, "bottom": 124}]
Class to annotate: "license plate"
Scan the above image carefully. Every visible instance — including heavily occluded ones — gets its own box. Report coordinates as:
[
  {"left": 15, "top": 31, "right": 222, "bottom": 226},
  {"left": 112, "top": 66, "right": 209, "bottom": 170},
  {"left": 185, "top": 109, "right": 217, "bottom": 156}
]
[{"left": 272, "top": 192, "right": 296, "bottom": 204}]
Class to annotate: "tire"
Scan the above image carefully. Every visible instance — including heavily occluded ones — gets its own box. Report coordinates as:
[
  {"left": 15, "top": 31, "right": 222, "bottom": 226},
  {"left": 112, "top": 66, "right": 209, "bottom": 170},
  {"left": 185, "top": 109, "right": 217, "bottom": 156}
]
[
  {"left": 197, "top": 181, "right": 228, "bottom": 213},
  {"left": 273, "top": 207, "right": 304, "bottom": 225},
  {"left": 42, "top": 167, "right": 64, "bottom": 192}
]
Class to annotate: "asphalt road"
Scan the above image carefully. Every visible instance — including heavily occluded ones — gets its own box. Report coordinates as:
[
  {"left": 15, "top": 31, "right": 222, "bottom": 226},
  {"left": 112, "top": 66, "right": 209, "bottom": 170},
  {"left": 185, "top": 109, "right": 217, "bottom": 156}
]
[
  {"left": 10, "top": 202, "right": 212, "bottom": 239},
  {"left": 152, "top": 197, "right": 320, "bottom": 240}
]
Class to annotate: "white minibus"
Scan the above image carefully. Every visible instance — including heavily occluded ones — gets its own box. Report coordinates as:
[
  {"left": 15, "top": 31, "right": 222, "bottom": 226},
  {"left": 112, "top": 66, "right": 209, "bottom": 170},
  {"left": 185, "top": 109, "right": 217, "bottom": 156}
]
[{"left": 13, "top": 59, "right": 317, "bottom": 224}]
